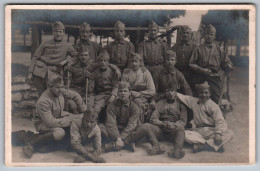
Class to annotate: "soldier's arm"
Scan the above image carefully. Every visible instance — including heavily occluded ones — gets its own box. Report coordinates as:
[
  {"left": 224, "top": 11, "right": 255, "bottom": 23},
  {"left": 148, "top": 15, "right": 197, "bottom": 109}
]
[
  {"left": 61, "top": 89, "right": 87, "bottom": 113},
  {"left": 176, "top": 93, "right": 195, "bottom": 109},
  {"left": 179, "top": 73, "right": 193, "bottom": 96},
  {"left": 220, "top": 50, "right": 233, "bottom": 71},
  {"left": 92, "top": 126, "right": 102, "bottom": 155},
  {"left": 109, "top": 64, "right": 121, "bottom": 79},
  {"left": 212, "top": 104, "right": 228, "bottom": 135},
  {"left": 138, "top": 42, "right": 147, "bottom": 64},
  {"left": 189, "top": 48, "right": 205, "bottom": 73},
  {"left": 139, "top": 70, "right": 156, "bottom": 98},
  {"left": 28, "top": 42, "right": 46, "bottom": 73},
  {"left": 110, "top": 70, "right": 120, "bottom": 96},
  {"left": 150, "top": 103, "right": 164, "bottom": 127},
  {"left": 105, "top": 104, "right": 121, "bottom": 139},
  {"left": 37, "top": 100, "right": 72, "bottom": 128},
  {"left": 120, "top": 103, "right": 140, "bottom": 140},
  {"left": 175, "top": 103, "right": 187, "bottom": 128},
  {"left": 67, "top": 44, "right": 78, "bottom": 60}
]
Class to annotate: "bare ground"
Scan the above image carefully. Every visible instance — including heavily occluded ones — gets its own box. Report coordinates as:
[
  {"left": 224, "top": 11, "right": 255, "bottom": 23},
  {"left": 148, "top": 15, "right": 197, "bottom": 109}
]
[{"left": 11, "top": 52, "right": 249, "bottom": 164}]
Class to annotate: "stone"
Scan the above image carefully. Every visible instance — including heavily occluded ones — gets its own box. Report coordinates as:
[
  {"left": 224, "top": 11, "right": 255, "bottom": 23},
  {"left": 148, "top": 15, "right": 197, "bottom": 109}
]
[
  {"left": 12, "top": 109, "right": 35, "bottom": 118},
  {"left": 12, "top": 76, "right": 26, "bottom": 83},
  {"left": 12, "top": 84, "right": 31, "bottom": 91},
  {"left": 23, "top": 91, "right": 38, "bottom": 100},
  {"left": 12, "top": 92, "right": 23, "bottom": 102}
]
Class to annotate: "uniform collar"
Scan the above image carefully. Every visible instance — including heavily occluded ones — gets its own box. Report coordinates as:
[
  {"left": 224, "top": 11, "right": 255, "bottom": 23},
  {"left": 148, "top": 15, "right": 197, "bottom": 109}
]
[
  {"left": 116, "top": 98, "right": 130, "bottom": 107},
  {"left": 204, "top": 43, "right": 215, "bottom": 48},
  {"left": 114, "top": 39, "right": 125, "bottom": 44},
  {"left": 148, "top": 38, "right": 159, "bottom": 44},
  {"left": 46, "top": 89, "right": 59, "bottom": 99},
  {"left": 181, "top": 40, "right": 192, "bottom": 45},
  {"left": 79, "top": 40, "right": 91, "bottom": 45},
  {"left": 163, "top": 66, "right": 176, "bottom": 75}
]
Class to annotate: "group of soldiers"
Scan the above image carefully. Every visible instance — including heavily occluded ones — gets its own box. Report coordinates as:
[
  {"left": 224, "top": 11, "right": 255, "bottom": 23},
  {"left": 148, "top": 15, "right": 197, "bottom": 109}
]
[{"left": 12, "top": 20, "right": 234, "bottom": 163}]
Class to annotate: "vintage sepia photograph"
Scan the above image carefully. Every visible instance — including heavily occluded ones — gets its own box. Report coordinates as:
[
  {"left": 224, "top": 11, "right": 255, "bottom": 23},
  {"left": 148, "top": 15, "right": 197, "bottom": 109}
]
[{"left": 5, "top": 4, "right": 255, "bottom": 166}]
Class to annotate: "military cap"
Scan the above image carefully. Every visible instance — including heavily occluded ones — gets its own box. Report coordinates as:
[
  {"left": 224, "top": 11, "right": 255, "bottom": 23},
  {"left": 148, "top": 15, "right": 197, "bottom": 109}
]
[
  {"left": 148, "top": 21, "right": 159, "bottom": 29},
  {"left": 114, "top": 20, "right": 125, "bottom": 29},
  {"left": 52, "top": 21, "right": 65, "bottom": 31},
  {"left": 205, "top": 24, "right": 216, "bottom": 34},
  {"left": 98, "top": 49, "right": 110, "bottom": 61},
  {"left": 48, "top": 73, "right": 63, "bottom": 86},
  {"left": 79, "top": 22, "right": 91, "bottom": 31},
  {"left": 180, "top": 25, "right": 192, "bottom": 33},
  {"left": 130, "top": 53, "right": 142, "bottom": 61},
  {"left": 195, "top": 81, "right": 210, "bottom": 91},
  {"left": 83, "top": 108, "right": 98, "bottom": 121},
  {"left": 166, "top": 50, "right": 177, "bottom": 59},
  {"left": 118, "top": 81, "right": 130, "bottom": 90},
  {"left": 78, "top": 45, "right": 90, "bottom": 54}
]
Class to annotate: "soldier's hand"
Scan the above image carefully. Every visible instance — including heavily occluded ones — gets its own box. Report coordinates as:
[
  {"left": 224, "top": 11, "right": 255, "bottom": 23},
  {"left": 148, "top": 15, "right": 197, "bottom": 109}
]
[
  {"left": 26, "top": 73, "right": 33, "bottom": 85},
  {"left": 131, "top": 91, "right": 141, "bottom": 98},
  {"left": 63, "top": 63, "right": 71, "bottom": 72},
  {"left": 115, "top": 138, "right": 124, "bottom": 151},
  {"left": 84, "top": 70, "right": 93, "bottom": 79},
  {"left": 214, "top": 133, "right": 222, "bottom": 145},
  {"left": 149, "top": 100, "right": 156, "bottom": 110},
  {"left": 107, "top": 95, "right": 116, "bottom": 103},
  {"left": 164, "top": 122, "right": 177, "bottom": 132},
  {"left": 201, "top": 68, "right": 211, "bottom": 76}
]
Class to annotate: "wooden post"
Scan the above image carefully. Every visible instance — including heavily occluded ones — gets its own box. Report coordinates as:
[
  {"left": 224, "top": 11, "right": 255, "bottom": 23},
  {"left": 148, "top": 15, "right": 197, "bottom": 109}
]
[{"left": 31, "top": 24, "right": 40, "bottom": 59}]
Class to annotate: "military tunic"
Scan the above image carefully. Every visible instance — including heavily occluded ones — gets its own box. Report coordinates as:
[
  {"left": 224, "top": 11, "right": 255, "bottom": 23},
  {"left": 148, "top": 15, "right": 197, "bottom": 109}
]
[
  {"left": 28, "top": 39, "right": 78, "bottom": 96},
  {"left": 177, "top": 93, "right": 233, "bottom": 151},
  {"left": 189, "top": 43, "right": 233, "bottom": 103},
  {"left": 70, "top": 118, "right": 101, "bottom": 156},
  {"left": 75, "top": 40, "right": 103, "bottom": 63},
  {"left": 106, "top": 40, "right": 135, "bottom": 71},
  {"left": 138, "top": 39, "right": 168, "bottom": 78}
]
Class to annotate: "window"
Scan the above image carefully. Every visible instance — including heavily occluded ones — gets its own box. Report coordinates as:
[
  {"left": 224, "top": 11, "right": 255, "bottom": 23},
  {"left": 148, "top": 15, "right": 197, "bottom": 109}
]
[{"left": 240, "top": 46, "right": 249, "bottom": 56}]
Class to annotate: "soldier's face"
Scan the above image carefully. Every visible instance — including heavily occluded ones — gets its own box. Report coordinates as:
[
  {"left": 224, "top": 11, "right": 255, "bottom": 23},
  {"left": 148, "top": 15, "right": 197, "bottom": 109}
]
[
  {"left": 118, "top": 88, "right": 130, "bottom": 101},
  {"left": 53, "top": 29, "right": 65, "bottom": 41},
  {"left": 82, "top": 117, "right": 96, "bottom": 130},
  {"left": 148, "top": 27, "right": 159, "bottom": 39},
  {"left": 130, "top": 59, "right": 141, "bottom": 70},
  {"left": 165, "top": 89, "right": 176, "bottom": 100},
  {"left": 80, "top": 30, "right": 92, "bottom": 41},
  {"left": 181, "top": 30, "right": 192, "bottom": 42},
  {"left": 98, "top": 58, "right": 109, "bottom": 70},
  {"left": 205, "top": 32, "right": 216, "bottom": 44},
  {"left": 198, "top": 88, "right": 211, "bottom": 103},
  {"left": 114, "top": 29, "right": 125, "bottom": 40},
  {"left": 165, "top": 57, "right": 177, "bottom": 68},
  {"left": 49, "top": 84, "right": 63, "bottom": 97},
  {"left": 79, "top": 52, "right": 91, "bottom": 66}
]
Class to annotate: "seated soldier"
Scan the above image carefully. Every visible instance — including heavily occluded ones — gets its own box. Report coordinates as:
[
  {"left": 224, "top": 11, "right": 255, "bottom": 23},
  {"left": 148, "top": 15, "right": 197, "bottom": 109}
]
[
  {"left": 99, "top": 81, "right": 140, "bottom": 152},
  {"left": 70, "top": 108, "right": 106, "bottom": 163},
  {"left": 177, "top": 81, "right": 234, "bottom": 152},
  {"left": 21, "top": 74, "right": 86, "bottom": 158},
  {"left": 124, "top": 88, "right": 187, "bottom": 159},
  {"left": 122, "top": 53, "right": 156, "bottom": 123},
  {"left": 68, "top": 47, "right": 121, "bottom": 114},
  {"left": 88, "top": 50, "right": 121, "bottom": 121}
]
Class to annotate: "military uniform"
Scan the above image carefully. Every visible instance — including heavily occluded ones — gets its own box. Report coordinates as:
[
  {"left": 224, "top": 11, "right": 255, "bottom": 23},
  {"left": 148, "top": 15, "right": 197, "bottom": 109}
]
[
  {"left": 177, "top": 92, "right": 233, "bottom": 151},
  {"left": 171, "top": 40, "right": 197, "bottom": 91},
  {"left": 122, "top": 67, "right": 155, "bottom": 122},
  {"left": 138, "top": 22, "right": 168, "bottom": 78},
  {"left": 189, "top": 25, "right": 233, "bottom": 103},
  {"left": 28, "top": 22, "right": 77, "bottom": 97},
  {"left": 153, "top": 66, "right": 192, "bottom": 101},
  {"left": 106, "top": 21, "right": 135, "bottom": 71},
  {"left": 75, "top": 22, "right": 103, "bottom": 63}
]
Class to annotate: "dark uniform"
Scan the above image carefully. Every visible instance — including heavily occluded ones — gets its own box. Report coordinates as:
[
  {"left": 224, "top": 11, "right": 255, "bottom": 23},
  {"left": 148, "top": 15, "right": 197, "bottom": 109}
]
[
  {"left": 75, "top": 22, "right": 103, "bottom": 63},
  {"left": 27, "top": 21, "right": 77, "bottom": 97},
  {"left": 171, "top": 26, "right": 197, "bottom": 91},
  {"left": 189, "top": 25, "right": 233, "bottom": 103},
  {"left": 139, "top": 21, "right": 168, "bottom": 78},
  {"left": 106, "top": 21, "right": 135, "bottom": 71}
]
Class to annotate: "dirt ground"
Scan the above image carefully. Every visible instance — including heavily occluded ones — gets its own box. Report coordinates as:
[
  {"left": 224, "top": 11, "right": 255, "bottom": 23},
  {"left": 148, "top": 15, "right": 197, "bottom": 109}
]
[{"left": 11, "top": 52, "right": 249, "bottom": 164}]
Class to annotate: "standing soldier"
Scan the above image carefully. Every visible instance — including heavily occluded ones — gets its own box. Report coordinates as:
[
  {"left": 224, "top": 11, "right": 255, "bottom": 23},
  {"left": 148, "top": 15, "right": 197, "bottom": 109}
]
[
  {"left": 75, "top": 22, "right": 103, "bottom": 63},
  {"left": 122, "top": 53, "right": 156, "bottom": 123},
  {"left": 189, "top": 24, "right": 233, "bottom": 103},
  {"left": 139, "top": 21, "right": 168, "bottom": 78},
  {"left": 106, "top": 20, "right": 135, "bottom": 71},
  {"left": 22, "top": 74, "right": 86, "bottom": 158},
  {"left": 171, "top": 25, "right": 197, "bottom": 92},
  {"left": 27, "top": 21, "right": 77, "bottom": 97}
]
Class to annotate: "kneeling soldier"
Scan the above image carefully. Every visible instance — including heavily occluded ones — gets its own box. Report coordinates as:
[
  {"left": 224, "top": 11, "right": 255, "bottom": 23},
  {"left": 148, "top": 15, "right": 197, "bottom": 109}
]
[
  {"left": 22, "top": 74, "right": 86, "bottom": 158},
  {"left": 124, "top": 88, "right": 187, "bottom": 159},
  {"left": 177, "top": 81, "right": 234, "bottom": 152},
  {"left": 70, "top": 108, "right": 106, "bottom": 163}
]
